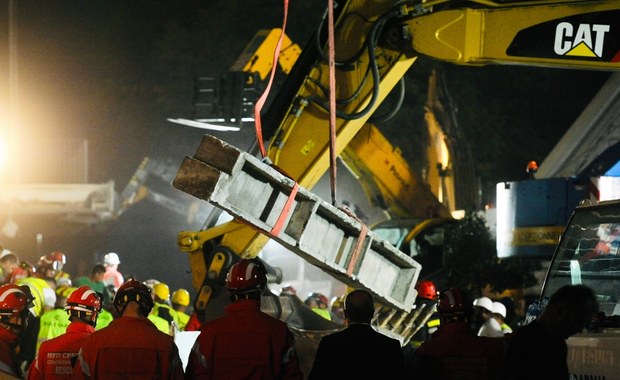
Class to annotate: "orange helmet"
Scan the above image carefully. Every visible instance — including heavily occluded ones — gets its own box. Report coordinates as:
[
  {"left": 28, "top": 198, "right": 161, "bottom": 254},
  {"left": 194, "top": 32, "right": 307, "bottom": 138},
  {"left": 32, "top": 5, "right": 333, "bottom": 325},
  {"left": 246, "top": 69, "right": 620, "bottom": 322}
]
[
  {"left": 416, "top": 280, "right": 438, "bottom": 301},
  {"left": 65, "top": 286, "right": 102, "bottom": 327},
  {"left": 226, "top": 259, "right": 267, "bottom": 294},
  {"left": 0, "top": 284, "right": 35, "bottom": 336},
  {"left": 114, "top": 279, "right": 154, "bottom": 316}
]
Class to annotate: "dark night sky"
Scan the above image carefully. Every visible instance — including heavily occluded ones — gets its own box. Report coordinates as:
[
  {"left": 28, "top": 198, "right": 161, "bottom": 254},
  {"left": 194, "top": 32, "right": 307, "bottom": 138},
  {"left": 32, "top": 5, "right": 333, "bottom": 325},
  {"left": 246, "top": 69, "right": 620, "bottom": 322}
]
[
  {"left": 1, "top": 1, "right": 327, "bottom": 188},
  {"left": 1, "top": 1, "right": 610, "bottom": 193}
]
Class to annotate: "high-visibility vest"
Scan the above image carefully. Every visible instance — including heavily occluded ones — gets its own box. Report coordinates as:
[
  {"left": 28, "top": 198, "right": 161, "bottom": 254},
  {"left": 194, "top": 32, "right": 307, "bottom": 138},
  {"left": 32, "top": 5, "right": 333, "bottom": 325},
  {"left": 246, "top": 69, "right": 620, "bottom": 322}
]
[
  {"left": 95, "top": 309, "right": 114, "bottom": 330},
  {"left": 152, "top": 302, "right": 180, "bottom": 327},
  {"left": 16, "top": 277, "right": 54, "bottom": 317},
  {"left": 36, "top": 309, "right": 70, "bottom": 354},
  {"left": 176, "top": 310, "right": 190, "bottom": 331},
  {"left": 148, "top": 314, "right": 171, "bottom": 334},
  {"left": 311, "top": 307, "right": 332, "bottom": 320}
]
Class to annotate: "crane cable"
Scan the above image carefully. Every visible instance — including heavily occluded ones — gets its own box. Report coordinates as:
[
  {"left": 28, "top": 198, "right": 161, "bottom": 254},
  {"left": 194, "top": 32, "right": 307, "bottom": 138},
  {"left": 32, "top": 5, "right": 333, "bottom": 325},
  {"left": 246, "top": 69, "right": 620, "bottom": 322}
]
[
  {"left": 326, "top": 0, "right": 369, "bottom": 272},
  {"left": 327, "top": 0, "right": 337, "bottom": 206}
]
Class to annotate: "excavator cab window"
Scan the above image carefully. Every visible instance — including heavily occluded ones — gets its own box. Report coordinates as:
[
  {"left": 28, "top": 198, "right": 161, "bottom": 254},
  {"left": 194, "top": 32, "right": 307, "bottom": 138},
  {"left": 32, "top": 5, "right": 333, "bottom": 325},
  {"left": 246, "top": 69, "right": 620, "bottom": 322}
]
[
  {"left": 373, "top": 219, "right": 457, "bottom": 279},
  {"left": 373, "top": 219, "right": 423, "bottom": 255},
  {"left": 542, "top": 201, "right": 620, "bottom": 328}
]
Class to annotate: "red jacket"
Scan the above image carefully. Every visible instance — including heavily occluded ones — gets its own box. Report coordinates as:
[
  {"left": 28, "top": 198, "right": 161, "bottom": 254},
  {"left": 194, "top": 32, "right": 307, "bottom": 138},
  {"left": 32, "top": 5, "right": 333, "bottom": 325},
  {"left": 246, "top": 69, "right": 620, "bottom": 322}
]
[
  {"left": 413, "top": 321, "right": 507, "bottom": 380},
  {"left": 186, "top": 299, "right": 302, "bottom": 380},
  {"left": 0, "top": 328, "right": 20, "bottom": 378},
  {"left": 184, "top": 312, "right": 202, "bottom": 332},
  {"left": 74, "top": 316, "right": 184, "bottom": 379},
  {"left": 28, "top": 321, "right": 94, "bottom": 379}
]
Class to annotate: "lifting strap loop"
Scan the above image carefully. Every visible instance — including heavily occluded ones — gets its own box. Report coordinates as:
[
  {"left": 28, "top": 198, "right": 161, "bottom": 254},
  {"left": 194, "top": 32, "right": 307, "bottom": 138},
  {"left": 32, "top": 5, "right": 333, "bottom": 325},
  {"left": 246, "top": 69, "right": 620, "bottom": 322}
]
[
  {"left": 271, "top": 182, "right": 299, "bottom": 237},
  {"left": 254, "top": 0, "right": 290, "bottom": 159}
]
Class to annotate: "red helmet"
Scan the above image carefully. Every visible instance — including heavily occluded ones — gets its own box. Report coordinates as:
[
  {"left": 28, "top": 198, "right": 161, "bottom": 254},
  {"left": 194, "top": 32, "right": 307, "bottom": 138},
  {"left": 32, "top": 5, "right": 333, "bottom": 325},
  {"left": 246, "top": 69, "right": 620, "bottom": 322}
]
[
  {"left": 114, "top": 279, "right": 154, "bottom": 316},
  {"left": 306, "top": 292, "right": 329, "bottom": 307},
  {"left": 19, "top": 261, "right": 36, "bottom": 277},
  {"left": 65, "top": 286, "right": 102, "bottom": 326},
  {"left": 437, "top": 287, "right": 472, "bottom": 317},
  {"left": 49, "top": 251, "right": 66, "bottom": 267},
  {"left": 416, "top": 280, "right": 438, "bottom": 301},
  {"left": 37, "top": 253, "right": 64, "bottom": 276},
  {"left": 0, "top": 284, "right": 35, "bottom": 336},
  {"left": 226, "top": 259, "right": 267, "bottom": 293}
]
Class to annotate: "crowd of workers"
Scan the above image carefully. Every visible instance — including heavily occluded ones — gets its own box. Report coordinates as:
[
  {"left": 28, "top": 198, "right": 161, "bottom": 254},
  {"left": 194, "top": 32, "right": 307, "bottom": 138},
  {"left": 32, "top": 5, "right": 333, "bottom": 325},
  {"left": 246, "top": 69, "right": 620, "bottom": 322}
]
[
  {"left": 0, "top": 242, "right": 599, "bottom": 379},
  {"left": 0, "top": 244, "right": 196, "bottom": 378}
]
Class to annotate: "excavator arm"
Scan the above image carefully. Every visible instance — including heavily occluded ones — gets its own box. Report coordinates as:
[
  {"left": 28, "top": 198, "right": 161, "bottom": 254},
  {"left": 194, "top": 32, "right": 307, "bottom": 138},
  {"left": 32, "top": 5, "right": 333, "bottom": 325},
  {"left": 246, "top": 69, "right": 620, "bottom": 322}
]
[{"left": 175, "top": 0, "right": 620, "bottom": 321}]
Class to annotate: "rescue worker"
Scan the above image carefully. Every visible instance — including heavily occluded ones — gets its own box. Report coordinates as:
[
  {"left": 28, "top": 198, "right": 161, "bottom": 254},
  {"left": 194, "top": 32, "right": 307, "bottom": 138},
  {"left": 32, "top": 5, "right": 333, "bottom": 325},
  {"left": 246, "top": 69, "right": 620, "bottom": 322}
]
[
  {"left": 0, "top": 283, "right": 35, "bottom": 379},
  {"left": 28, "top": 286, "right": 102, "bottom": 379},
  {"left": 412, "top": 287, "right": 506, "bottom": 379},
  {"left": 403, "top": 280, "right": 441, "bottom": 377},
  {"left": 16, "top": 275, "right": 57, "bottom": 370},
  {"left": 473, "top": 296, "right": 504, "bottom": 337},
  {"left": 151, "top": 282, "right": 179, "bottom": 333},
  {"left": 329, "top": 295, "right": 345, "bottom": 325},
  {"left": 142, "top": 280, "right": 173, "bottom": 334},
  {"left": 36, "top": 252, "right": 70, "bottom": 283},
  {"left": 410, "top": 280, "right": 440, "bottom": 347},
  {"left": 305, "top": 292, "right": 331, "bottom": 320},
  {"left": 74, "top": 279, "right": 184, "bottom": 379},
  {"left": 101, "top": 252, "right": 124, "bottom": 291},
  {"left": 183, "top": 311, "right": 202, "bottom": 332},
  {"left": 19, "top": 261, "right": 38, "bottom": 280},
  {"left": 0, "top": 251, "right": 28, "bottom": 284},
  {"left": 492, "top": 301, "right": 513, "bottom": 335},
  {"left": 73, "top": 264, "right": 110, "bottom": 305},
  {"left": 35, "top": 286, "right": 75, "bottom": 354},
  {"left": 186, "top": 258, "right": 302, "bottom": 379},
  {"left": 171, "top": 288, "right": 191, "bottom": 331}
]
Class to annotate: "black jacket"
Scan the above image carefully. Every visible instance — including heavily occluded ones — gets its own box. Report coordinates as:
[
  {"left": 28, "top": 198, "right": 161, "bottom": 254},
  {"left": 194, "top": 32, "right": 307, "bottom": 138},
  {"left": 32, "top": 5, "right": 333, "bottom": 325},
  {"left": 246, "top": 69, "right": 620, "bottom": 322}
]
[{"left": 308, "top": 323, "right": 405, "bottom": 380}]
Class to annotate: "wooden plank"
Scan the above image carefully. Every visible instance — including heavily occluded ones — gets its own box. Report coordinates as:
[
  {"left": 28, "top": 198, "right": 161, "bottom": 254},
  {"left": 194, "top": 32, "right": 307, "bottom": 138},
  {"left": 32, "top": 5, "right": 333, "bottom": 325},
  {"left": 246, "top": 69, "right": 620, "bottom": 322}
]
[
  {"left": 193, "top": 134, "right": 241, "bottom": 174},
  {"left": 172, "top": 157, "right": 220, "bottom": 201}
]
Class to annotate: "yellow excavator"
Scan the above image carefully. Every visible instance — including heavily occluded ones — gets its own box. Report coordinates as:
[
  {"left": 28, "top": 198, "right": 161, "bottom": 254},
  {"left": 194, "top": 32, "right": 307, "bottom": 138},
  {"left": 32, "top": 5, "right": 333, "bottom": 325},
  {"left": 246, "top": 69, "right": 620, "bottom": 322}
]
[{"left": 172, "top": 0, "right": 619, "bottom": 375}]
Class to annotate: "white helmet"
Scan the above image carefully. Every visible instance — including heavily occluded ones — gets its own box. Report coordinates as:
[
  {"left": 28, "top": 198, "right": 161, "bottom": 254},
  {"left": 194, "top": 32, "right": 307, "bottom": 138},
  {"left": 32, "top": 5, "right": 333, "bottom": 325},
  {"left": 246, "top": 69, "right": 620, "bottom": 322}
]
[
  {"left": 492, "top": 301, "right": 507, "bottom": 318},
  {"left": 473, "top": 297, "right": 494, "bottom": 312},
  {"left": 104, "top": 252, "right": 121, "bottom": 265}
]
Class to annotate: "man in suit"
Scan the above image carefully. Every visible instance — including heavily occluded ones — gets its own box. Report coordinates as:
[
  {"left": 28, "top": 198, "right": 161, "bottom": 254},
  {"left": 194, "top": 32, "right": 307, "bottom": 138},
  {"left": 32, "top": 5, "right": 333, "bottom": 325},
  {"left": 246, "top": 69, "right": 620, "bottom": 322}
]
[{"left": 308, "top": 288, "right": 405, "bottom": 379}]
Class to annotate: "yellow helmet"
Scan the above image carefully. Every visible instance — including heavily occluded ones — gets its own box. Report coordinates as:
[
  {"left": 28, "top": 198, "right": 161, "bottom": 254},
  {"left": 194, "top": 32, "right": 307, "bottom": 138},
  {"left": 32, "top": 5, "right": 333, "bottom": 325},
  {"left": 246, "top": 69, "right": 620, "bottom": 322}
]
[
  {"left": 331, "top": 295, "right": 345, "bottom": 309},
  {"left": 152, "top": 283, "right": 170, "bottom": 301},
  {"left": 58, "top": 286, "right": 77, "bottom": 299},
  {"left": 171, "top": 288, "right": 190, "bottom": 307}
]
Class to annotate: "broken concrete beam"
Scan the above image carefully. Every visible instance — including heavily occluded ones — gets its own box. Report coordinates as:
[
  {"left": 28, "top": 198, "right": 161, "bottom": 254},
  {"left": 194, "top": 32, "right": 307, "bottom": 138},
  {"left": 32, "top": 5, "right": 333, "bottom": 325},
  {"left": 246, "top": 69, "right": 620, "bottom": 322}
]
[{"left": 173, "top": 134, "right": 421, "bottom": 311}]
